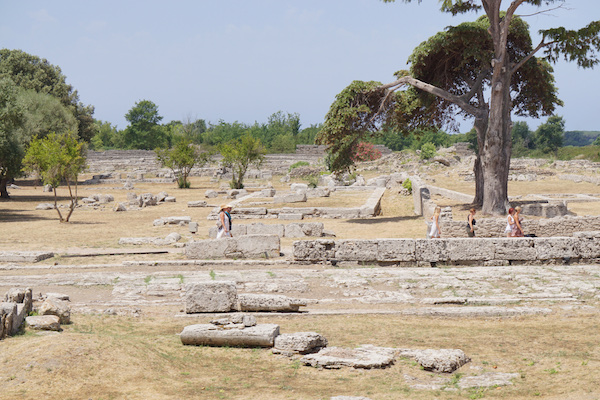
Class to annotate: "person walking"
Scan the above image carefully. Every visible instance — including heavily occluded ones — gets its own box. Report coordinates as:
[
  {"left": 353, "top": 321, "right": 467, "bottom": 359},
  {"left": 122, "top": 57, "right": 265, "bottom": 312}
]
[
  {"left": 467, "top": 208, "right": 476, "bottom": 237},
  {"left": 429, "top": 207, "right": 441, "bottom": 239},
  {"left": 514, "top": 206, "right": 525, "bottom": 237},
  {"left": 216, "top": 204, "right": 233, "bottom": 238}
]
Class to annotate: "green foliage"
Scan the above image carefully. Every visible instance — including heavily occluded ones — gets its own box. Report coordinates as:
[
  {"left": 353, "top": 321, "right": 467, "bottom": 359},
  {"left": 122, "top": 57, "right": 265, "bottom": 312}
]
[
  {"left": 220, "top": 134, "right": 266, "bottom": 189},
  {"left": 118, "top": 100, "right": 168, "bottom": 149},
  {"left": 564, "top": 131, "right": 600, "bottom": 147},
  {"left": 402, "top": 178, "right": 412, "bottom": 194},
  {"left": 90, "top": 120, "right": 118, "bottom": 150},
  {"left": 0, "top": 77, "right": 25, "bottom": 197},
  {"left": 0, "top": 49, "right": 95, "bottom": 142},
  {"left": 22, "top": 131, "right": 87, "bottom": 222},
  {"left": 289, "top": 161, "right": 309, "bottom": 171},
  {"left": 155, "top": 140, "right": 212, "bottom": 189},
  {"left": 419, "top": 142, "right": 437, "bottom": 160},
  {"left": 534, "top": 115, "right": 564, "bottom": 153},
  {"left": 317, "top": 80, "right": 386, "bottom": 172},
  {"left": 305, "top": 174, "right": 319, "bottom": 188},
  {"left": 512, "top": 121, "right": 534, "bottom": 157}
]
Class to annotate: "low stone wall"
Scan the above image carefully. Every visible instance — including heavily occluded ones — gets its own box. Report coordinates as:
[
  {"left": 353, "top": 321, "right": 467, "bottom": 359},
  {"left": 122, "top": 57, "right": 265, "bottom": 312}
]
[
  {"left": 208, "top": 222, "right": 325, "bottom": 238},
  {"left": 293, "top": 232, "right": 600, "bottom": 265},
  {"left": 185, "top": 235, "right": 280, "bottom": 259},
  {"left": 441, "top": 215, "right": 600, "bottom": 238}
]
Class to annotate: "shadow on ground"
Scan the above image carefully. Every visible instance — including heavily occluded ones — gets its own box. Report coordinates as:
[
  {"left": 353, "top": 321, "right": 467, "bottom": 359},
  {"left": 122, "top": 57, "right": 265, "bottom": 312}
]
[{"left": 347, "top": 215, "right": 421, "bottom": 224}]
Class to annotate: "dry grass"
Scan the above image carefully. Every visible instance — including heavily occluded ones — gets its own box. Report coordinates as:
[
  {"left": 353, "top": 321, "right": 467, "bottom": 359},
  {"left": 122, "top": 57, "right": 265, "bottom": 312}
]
[{"left": 2, "top": 311, "right": 600, "bottom": 399}]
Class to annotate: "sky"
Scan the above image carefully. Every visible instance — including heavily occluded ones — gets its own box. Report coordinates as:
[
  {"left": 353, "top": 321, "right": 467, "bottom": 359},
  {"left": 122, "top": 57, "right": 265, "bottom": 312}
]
[{"left": 2, "top": 0, "right": 599, "bottom": 133}]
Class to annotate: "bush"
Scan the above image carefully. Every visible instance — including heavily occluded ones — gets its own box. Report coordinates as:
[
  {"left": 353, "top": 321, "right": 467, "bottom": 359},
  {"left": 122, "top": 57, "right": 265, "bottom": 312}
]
[
  {"left": 305, "top": 174, "right": 319, "bottom": 188},
  {"left": 351, "top": 142, "right": 382, "bottom": 162},
  {"left": 420, "top": 142, "right": 437, "bottom": 160},
  {"left": 402, "top": 178, "right": 412, "bottom": 194}
]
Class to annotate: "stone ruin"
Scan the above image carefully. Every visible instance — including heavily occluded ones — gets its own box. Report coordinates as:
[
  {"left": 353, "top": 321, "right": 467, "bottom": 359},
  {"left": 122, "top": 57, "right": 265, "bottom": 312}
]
[{"left": 1, "top": 288, "right": 72, "bottom": 339}]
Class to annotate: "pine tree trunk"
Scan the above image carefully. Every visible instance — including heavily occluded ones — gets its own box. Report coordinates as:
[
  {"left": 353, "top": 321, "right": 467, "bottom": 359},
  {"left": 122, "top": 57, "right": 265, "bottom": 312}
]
[{"left": 472, "top": 117, "right": 488, "bottom": 207}]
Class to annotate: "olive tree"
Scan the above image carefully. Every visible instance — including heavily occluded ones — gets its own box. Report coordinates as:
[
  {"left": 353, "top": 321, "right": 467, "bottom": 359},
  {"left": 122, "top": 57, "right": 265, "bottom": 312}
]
[
  {"left": 155, "top": 140, "right": 212, "bottom": 188},
  {"left": 219, "top": 134, "right": 265, "bottom": 189},
  {"left": 23, "top": 132, "right": 87, "bottom": 222}
]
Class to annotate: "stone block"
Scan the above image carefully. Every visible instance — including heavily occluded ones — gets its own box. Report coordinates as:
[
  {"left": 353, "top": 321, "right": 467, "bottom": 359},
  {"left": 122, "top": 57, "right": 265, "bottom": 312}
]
[
  {"left": 156, "top": 191, "right": 168, "bottom": 202},
  {"left": 235, "top": 234, "right": 280, "bottom": 258},
  {"left": 205, "top": 189, "right": 219, "bottom": 198},
  {"left": 306, "top": 187, "right": 331, "bottom": 198},
  {"left": 279, "top": 213, "right": 304, "bottom": 220},
  {"left": 321, "top": 208, "right": 361, "bottom": 219},
  {"left": 26, "top": 315, "right": 61, "bottom": 331},
  {"left": 188, "top": 200, "right": 208, "bottom": 208},
  {"left": 274, "top": 193, "right": 307, "bottom": 204},
  {"left": 185, "top": 238, "right": 238, "bottom": 259},
  {"left": 290, "top": 183, "right": 308, "bottom": 193},
  {"left": 335, "top": 240, "right": 378, "bottom": 262},
  {"left": 246, "top": 223, "right": 285, "bottom": 237},
  {"left": 377, "top": 239, "right": 416, "bottom": 262},
  {"left": 447, "top": 238, "right": 495, "bottom": 261},
  {"left": 0, "top": 251, "right": 54, "bottom": 263},
  {"left": 301, "top": 345, "right": 396, "bottom": 369},
  {"left": 39, "top": 297, "right": 71, "bottom": 324},
  {"left": 36, "top": 203, "right": 55, "bottom": 210},
  {"left": 236, "top": 294, "right": 306, "bottom": 312},
  {"left": 293, "top": 239, "right": 336, "bottom": 261},
  {"left": 411, "top": 349, "right": 471, "bottom": 373},
  {"left": 574, "top": 231, "right": 600, "bottom": 259},
  {"left": 273, "top": 332, "right": 328, "bottom": 355},
  {"left": 184, "top": 281, "right": 238, "bottom": 313},
  {"left": 415, "top": 239, "right": 449, "bottom": 262},
  {"left": 180, "top": 323, "right": 280, "bottom": 347},
  {"left": 491, "top": 238, "right": 536, "bottom": 260},
  {"left": 208, "top": 225, "right": 247, "bottom": 239},
  {"left": 260, "top": 188, "right": 276, "bottom": 197},
  {"left": 285, "top": 223, "right": 323, "bottom": 238},
  {"left": 534, "top": 237, "right": 579, "bottom": 260}
]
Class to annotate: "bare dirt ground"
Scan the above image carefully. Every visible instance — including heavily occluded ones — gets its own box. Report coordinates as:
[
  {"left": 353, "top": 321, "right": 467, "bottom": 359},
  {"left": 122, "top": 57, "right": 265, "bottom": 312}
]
[{"left": 2, "top": 161, "right": 600, "bottom": 400}]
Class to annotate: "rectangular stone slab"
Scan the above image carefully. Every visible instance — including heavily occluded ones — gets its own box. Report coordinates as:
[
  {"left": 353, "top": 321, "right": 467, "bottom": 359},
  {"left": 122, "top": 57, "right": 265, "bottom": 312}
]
[{"left": 180, "top": 323, "right": 280, "bottom": 347}]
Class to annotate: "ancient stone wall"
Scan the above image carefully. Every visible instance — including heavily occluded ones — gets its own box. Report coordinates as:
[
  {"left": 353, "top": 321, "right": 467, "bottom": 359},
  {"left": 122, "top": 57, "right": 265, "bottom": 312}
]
[{"left": 293, "top": 232, "right": 600, "bottom": 265}]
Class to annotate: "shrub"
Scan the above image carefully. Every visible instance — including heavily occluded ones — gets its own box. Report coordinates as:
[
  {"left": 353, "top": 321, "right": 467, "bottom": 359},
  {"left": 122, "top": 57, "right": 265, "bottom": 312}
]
[
  {"left": 351, "top": 142, "right": 382, "bottom": 162},
  {"left": 420, "top": 142, "right": 437, "bottom": 160},
  {"left": 402, "top": 178, "right": 412, "bottom": 194}
]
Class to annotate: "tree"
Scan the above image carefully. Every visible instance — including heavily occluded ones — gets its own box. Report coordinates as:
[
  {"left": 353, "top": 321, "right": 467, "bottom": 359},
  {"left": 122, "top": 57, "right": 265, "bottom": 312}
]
[
  {"left": 90, "top": 120, "right": 119, "bottom": 150},
  {"left": 120, "top": 100, "right": 168, "bottom": 149},
  {"left": 22, "top": 132, "right": 87, "bottom": 222},
  {"left": 0, "top": 78, "right": 25, "bottom": 198},
  {"left": 155, "top": 140, "right": 212, "bottom": 188},
  {"left": 220, "top": 134, "right": 266, "bottom": 189},
  {"left": 318, "top": 1, "right": 600, "bottom": 215},
  {"left": 511, "top": 121, "right": 533, "bottom": 156},
  {"left": 0, "top": 49, "right": 95, "bottom": 142},
  {"left": 534, "top": 115, "right": 564, "bottom": 153}
]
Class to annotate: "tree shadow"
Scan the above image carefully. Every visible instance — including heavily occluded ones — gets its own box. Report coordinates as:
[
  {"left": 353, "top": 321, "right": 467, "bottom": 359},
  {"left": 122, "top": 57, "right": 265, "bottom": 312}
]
[
  {"left": 346, "top": 215, "right": 422, "bottom": 224},
  {"left": 1, "top": 194, "right": 74, "bottom": 203},
  {"left": 0, "top": 209, "right": 56, "bottom": 223}
]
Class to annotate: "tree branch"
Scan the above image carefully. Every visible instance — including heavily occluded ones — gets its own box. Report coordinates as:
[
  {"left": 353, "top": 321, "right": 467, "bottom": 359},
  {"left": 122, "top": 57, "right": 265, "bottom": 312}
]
[
  {"left": 511, "top": 38, "right": 556, "bottom": 74},
  {"left": 459, "top": 69, "right": 490, "bottom": 103},
  {"left": 378, "top": 76, "right": 485, "bottom": 119}
]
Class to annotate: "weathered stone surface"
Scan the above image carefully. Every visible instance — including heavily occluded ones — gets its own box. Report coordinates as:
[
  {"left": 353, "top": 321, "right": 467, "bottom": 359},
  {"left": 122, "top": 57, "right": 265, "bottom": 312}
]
[
  {"left": 415, "top": 239, "right": 449, "bottom": 262},
  {"left": 180, "top": 323, "right": 280, "bottom": 347},
  {"left": 457, "top": 372, "right": 521, "bottom": 389},
  {"left": 119, "top": 232, "right": 181, "bottom": 246},
  {"left": 492, "top": 238, "right": 536, "bottom": 261},
  {"left": 26, "top": 315, "right": 61, "bottom": 331},
  {"left": 534, "top": 237, "right": 579, "bottom": 260},
  {"left": 235, "top": 235, "right": 280, "bottom": 258},
  {"left": 156, "top": 191, "right": 168, "bottom": 202},
  {"left": 274, "top": 192, "right": 307, "bottom": 204},
  {"left": 0, "top": 251, "right": 54, "bottom": 263},
  {"left": 1, "top": 302, "right": 17, "bottom": 338},
  {"left": 140, "top": 193, "right": 157, "bottom": 207},
  {"left": 184, "top": 281, "right": 238, "bottom": 313},
  {"left": 285, "top": 222, "right": 324, "bottom": 238},
  {"left": 236, "top": 294, "right": 306, "bottom": 312},
  {"left": 205, "top": 189, "right": 219, "bottom": 198},
  {"left": 291, "top": 183, "right": 308, "bottom": 193},
  {"left": 335, "top": 240, "right": 378, "bottom": 262},
  {"left": 211, "top": 314, "right": 257, "bottom": 328},
  {"left": 153, "top": 216, "right": 191, "bottom": 226},
  {"left": 273, "top": 332, "right": 328, "bottom": 355},
  {"left": 293, "top": 239, "right": 335, "bottom": 261},
  {"left": 377, "top": 239, "right": 415, "bottom": 262},
  {"left": 278, "top": 213, "right": 303, "bottom": 220},
  {"left": 36, "top": 203, "right": 55, "bottom": 210},
  {"left": 301, "top": 345, "right": 396, "bottom": 369},
  {"left": 39, "top": 297, "right": 71, "bottom": 324},
  {"left": 246, "top": 223, "right": 285, "bottom": 237},
  {"left": 187, "top": 200, "right": 208, "bottom": 207},
  {"left": 447, "top": 238, "right": 495, "bottom": 261},
  {"left": 306, "top": 187, "right": 331, "bottom": 198},
  {"left": 574, "top": 231, "right": 600, "bottom": 259},
  {"left": 113, "top": 202, "right": 128, "bottom": 212},
  {"left": 407, "top": 349, "right": 470, "bottom": 373}
]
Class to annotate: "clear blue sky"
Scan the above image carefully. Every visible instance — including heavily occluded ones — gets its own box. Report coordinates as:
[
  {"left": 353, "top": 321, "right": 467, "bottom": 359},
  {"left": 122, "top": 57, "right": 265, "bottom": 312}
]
[{"left": 2, "top": 0, "right": 599, "bottom": 132}]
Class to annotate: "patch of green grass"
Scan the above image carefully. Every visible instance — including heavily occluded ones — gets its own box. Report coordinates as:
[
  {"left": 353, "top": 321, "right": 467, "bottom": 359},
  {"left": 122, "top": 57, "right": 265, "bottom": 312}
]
[
  {"left": 144, "top": 275, "right": 154, "bottom": 285},
  {"left": 209, "top": 270, "right": 216, "bottom": 280}
]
